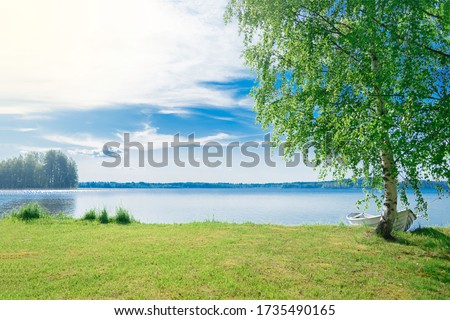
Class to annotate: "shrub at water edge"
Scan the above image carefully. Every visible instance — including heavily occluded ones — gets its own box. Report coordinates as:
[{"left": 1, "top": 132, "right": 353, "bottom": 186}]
[
  {"left": 98, "top": 208, "right": 109, "bottom": 224},
  {"left": 114, "top": 207, "right": 133, "bottom": 224},
  {"left": 82, "top": 209, "right": 97, "bottom": 221},
  {"left": 11, "top": 203, "right": 46, "bottom": 220}
]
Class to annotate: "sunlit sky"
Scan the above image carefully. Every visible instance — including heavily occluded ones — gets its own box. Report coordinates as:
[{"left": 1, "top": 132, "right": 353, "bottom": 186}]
[{"left": 0, "top": 0, "right": 322, "bottom": 182}]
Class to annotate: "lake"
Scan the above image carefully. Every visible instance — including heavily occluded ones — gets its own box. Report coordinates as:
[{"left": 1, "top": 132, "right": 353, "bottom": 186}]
[{"left": 0, "top": 188, "right": 448, "bottom": 227}]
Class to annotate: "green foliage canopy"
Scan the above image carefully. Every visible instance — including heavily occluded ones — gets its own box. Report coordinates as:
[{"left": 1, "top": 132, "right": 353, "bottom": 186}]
[{"left": 226, "top": 0, "right": 449, "bottom": 214}]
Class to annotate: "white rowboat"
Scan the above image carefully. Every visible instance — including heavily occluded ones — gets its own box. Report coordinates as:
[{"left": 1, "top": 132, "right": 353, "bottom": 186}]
[
  {"left": 392, "top": 209, "right": 417, "bottom": 231},
  {"left": 346, "top": 209, "right": 417, "bottom": 231},
  {"left": 347, "top": 212, "right": 381, "bottom": 227}
]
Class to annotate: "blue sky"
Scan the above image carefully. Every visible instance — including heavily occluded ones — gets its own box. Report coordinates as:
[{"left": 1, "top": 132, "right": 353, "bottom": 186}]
[{"left": 0, "top": 0, "right": 322, "bottom": 182}]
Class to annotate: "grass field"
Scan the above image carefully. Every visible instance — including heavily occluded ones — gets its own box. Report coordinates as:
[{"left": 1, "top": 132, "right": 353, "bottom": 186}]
[{"left": 0, "top": 217, "right": 448, "bottom": 299}]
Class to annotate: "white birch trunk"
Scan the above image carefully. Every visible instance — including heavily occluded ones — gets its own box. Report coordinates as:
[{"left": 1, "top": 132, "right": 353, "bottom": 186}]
[
  {"left": 375, "top": 148, "right": 398, "bottom": 238},
  {"left": 371, "top": 51, "right": 398, "bottom": 238}
]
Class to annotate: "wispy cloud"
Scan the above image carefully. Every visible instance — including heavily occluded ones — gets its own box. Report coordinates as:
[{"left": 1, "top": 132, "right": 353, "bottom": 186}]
[
  {"left": 116, "top": 124, "right": 235, "bottom": 148},
  {"left": 67, "top": 149, "right": 104, "bottom": 158},
  {"left": 17, "top": 128, "right": 37, "bottom": 132},
  {"left": 42, "top": 133, "right": 114, "bottom": 157},
  {"left": 41, "top": 123, "right": 235, "bottom": 157},
  {"left": 18, "top": 145, "right": 61, "bottom": 153},
  {"left": 197, "top": 133, "right": 234, "bottom": 143},
  {"left": 0, "top": 127, "right": 37, "bottom": 132},
  {"left": 43, "top": 133, "right": 107, "bottom": 149},
  {"left": 0, "top": 0, "right": 248, "bottom": 115},
  {"left": 157, "top": 108, "right": 192, "bottom": 116}
]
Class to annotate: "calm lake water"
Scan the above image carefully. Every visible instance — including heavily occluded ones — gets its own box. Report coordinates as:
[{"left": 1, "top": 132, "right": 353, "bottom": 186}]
[{"left": 0, "top": 188, "right": 448, "bottom": 227}]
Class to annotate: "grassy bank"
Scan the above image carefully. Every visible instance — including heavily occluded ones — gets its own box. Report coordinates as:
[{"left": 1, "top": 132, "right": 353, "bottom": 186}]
[{"left": 0, "top": 217, "right": 448, "bottom": 299}]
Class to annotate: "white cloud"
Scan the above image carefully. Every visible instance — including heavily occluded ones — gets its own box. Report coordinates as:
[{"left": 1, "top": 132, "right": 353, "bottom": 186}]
[
  {"left": 0, "top": 127, "right": 37, "bottom": 132},
  {"left": 157, "top": 108, "right": 192, "bottom": 115},
  {"left": 116, "top": 124, "right": 235, "bottom": 148},
  {"left": 197, "top": 133, "right": 234, "bottom": 143},
  {"left": 18, "top": 146, "right": 61, "bottom": 153},
  {"left": 0, "top": 0, "right": 248, "bottom": 115},
  {"left": 209, "top": 116, "right": 234, "bottom": 122},
  {"left": 67, "top": 149, "right": 104, "bottom": 158},
  {"left": 41, "top": 124, "right": 235, "bottom": 156},
  {"left": 117, "top": 124, "right": 175, "bottom": 146},
  {"left": 43, "top": 133, "right": 107, "bottom": 149},
  {"left": 17, "top": 128, "right": 37, "bottom": 132}
]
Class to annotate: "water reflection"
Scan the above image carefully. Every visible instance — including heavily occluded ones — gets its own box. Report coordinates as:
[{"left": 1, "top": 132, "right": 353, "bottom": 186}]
[
  {"left": 0, "top": 189, "right": 448, "bottom": 227},
  {"left": 0, "top": 190, "right": 76, "bottom": 217}
]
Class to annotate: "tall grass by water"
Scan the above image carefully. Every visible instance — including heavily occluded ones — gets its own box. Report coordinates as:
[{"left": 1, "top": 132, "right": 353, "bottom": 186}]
[
  {"left": 82, "top": 209, "right": 97, "bottom": 221},
  {"left": 98, "top": 208, "right": 109, "bottom": 224},
  {"left": 114, "top": 207, "right": 133, "bottom": 224},
  {"left": 10, "top": 203, "right": 47, "bottom": 220},
  {"left": 81, "top": 206, "right": 134, "bottom": 224},
  {"left": 9, "top": 203, "right": 135, "bottom": 225}
]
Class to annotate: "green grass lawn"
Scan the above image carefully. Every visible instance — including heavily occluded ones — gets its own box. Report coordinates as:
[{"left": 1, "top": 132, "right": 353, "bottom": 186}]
[{"left": 0, "top": 218, "right": 448, "bottom": 299}]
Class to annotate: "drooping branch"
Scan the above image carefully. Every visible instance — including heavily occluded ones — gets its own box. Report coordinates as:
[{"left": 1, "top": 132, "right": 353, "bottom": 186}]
[
  {"left": 298, "top": 5, "right": 348, "bottom": 37},
  {"left": 423, "top": 45, "right": 450, "bottom": 59},
  {"left": 367, "top": 15, "right": 450, "bottom": 59},
  {"left": 419, "top": 8, "right": 444, "bottom": 20}
]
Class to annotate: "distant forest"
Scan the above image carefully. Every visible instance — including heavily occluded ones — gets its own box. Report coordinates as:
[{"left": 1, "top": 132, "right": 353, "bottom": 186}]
[
  {"left": 0, "top": 151, "right": 78, "bottom": 189},
  {"left": 78, "top": 180, "right": 448, "bottom": 190}
]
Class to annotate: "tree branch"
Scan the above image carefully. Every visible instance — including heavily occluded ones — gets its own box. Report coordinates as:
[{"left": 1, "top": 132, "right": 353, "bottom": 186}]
[
  {"left": 423, "top": 45, "right": 450, "bottom": 59},
  {"left": 419, "top": 8, "right": 443, "bottom": 20},
  {"left": 368, "top": 15, "right": 450, "bottom": 59},
  {"left": 299, "top": 5, "right": 347, "bottom": 37}
]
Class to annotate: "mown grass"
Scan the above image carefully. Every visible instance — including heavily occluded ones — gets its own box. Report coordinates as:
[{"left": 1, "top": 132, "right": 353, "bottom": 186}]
[{"left": 0, "top": 217, "right": 448, "bottom": 299}]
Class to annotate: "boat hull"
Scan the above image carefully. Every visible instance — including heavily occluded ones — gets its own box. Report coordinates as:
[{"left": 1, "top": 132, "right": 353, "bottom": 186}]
[
  {"left": 393, "top": 209, "right": 416, "bottom": 231},
  {"left": 346, "top": 212, "right": 381, "bottom": 227},
  {"left": 346, "top": 210, "right": 417, "bottom": 231}
]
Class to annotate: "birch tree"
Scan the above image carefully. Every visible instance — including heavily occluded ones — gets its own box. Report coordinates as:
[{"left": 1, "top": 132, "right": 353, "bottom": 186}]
[{"left": 226, "top": 0, "right": 450, "bottom": 238}]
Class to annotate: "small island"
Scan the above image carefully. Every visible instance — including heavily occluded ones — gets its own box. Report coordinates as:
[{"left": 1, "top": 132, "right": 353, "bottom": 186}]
[{"left": 0, "top": 151, "right": 78, "bottom": 189}]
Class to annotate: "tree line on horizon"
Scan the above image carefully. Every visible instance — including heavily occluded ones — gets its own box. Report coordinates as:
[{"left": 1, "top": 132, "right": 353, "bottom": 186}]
[
  {"left": 0, "top": 151, "right": 78, "bottom": 189},
  {"left": 78, "top": 180, "right": 448, "bottom": 189}
]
